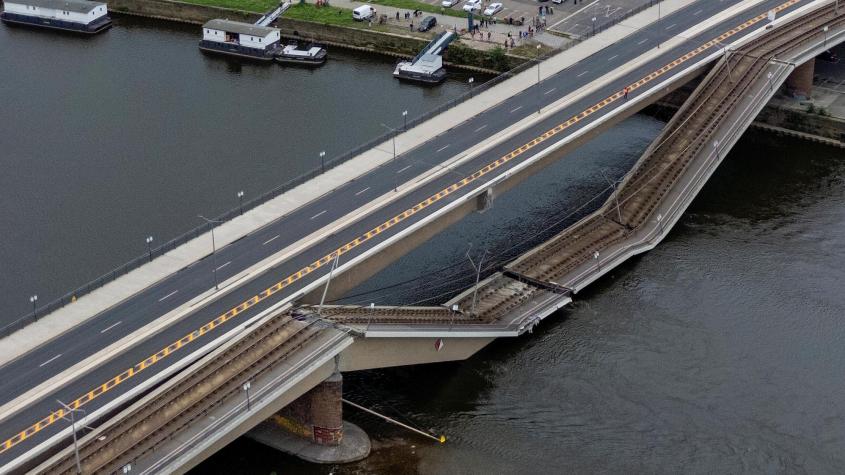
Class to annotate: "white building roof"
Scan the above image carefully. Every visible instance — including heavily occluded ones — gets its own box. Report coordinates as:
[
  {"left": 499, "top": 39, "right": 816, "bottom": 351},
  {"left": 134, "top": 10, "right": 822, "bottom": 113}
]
[
  {"left": 203, "top": 19, "right": 278, "bottom": 37},
  {"left": 8, "top": 0, "right": 105, "bottom": 14}
]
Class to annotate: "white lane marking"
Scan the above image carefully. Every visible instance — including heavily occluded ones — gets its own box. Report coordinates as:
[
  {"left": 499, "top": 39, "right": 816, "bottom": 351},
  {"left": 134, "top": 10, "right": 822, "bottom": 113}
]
[
  {"left": 216, "top": 261, "right": 231, "bottom": 271},
  {"left": 510, "top": 105, "right": 523, "bottom": 113},
  {"left": 100, "top": 321, "right": 123, "bottom": 334},
  {"left": 436, "top": 145, "right": 450, "bottom": 153},
  {"left": 544, "top": 87, "right": 556, "bottom": 95},
  {"left": 158, "top": 290, "right": 178, "bottom": 302},
  {"left": 577, "top": 70, "right": 589, "bottom": 77},
  {"left": 666, "top": 23, "right": 676, "bottom": 30},
  {"left": 355, "top": 187, "right": 371, "bottom": 196},
  {"left": 310, "top": 210, "right": 327, "bottom": 220},
  {"left": 262, "top": 235, "right": 280, "bottom": 246},
  {"left": 474, "top": 124, "right": 488, "bottom": 133},
  {"left": 637, "top": 38, "right": 648, "bottom": 45},
  {"left": 396, "top": 165, "right": 413, "bottom": 174},
  {"left": 693, "top": 9, "right": 702, "bottom": 15},
  {"left": 548, "top": 0, "right": 599, "bottom": 30},
  {"left": 39, "top": 354, "right": 62, "bottom": 368},
  {"left": 607, "top": 54, "right": 618, "bottom": 61}
]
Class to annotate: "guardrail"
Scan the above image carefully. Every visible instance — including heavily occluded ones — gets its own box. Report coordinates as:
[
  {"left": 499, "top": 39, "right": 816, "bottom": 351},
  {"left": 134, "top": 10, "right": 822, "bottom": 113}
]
[{"left": 0, "top": 0, "right": 664, "bottom": 338}]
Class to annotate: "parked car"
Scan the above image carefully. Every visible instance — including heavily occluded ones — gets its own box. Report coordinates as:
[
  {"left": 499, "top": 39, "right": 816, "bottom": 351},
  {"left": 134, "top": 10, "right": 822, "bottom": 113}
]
[
  {"left": 418, "top": 15, "right": 437, "bottom": 32},
  {"left": 483, "top": 2, "right": 503, "bottom": 15},
  {"left": 552, "top": 0, "right": 563, "bottom": 4},
  {"left": 442, "top": 0, "right": 461, "bottom": 7},
  {"left": 463, "top": 0, "right": 482, "bottom": 12},
  {"left": 352, "top": 5, "right": 376, "bottom": 21}
]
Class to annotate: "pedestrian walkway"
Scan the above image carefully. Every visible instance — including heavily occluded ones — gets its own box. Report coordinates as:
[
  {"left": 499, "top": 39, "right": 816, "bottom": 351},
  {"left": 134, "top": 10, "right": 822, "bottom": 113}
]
[{"left": 328, "top": 0, "right": 571, "bottom": 49}]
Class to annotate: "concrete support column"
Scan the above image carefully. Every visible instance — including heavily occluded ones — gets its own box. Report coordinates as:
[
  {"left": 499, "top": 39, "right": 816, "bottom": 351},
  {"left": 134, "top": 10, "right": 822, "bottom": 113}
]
[
  {"left": 786, "top": 58, "right": 815, "bottom": 100},
  {"left": 248, "top": 369, "right": 370, "bottom": 463},
  {"left": 274, "top": 371, "right": 343, "bottom": 446}
]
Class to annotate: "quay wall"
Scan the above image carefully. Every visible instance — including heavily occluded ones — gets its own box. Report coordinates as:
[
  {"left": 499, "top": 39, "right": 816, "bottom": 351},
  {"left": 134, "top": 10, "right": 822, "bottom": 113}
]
[{"left": 104, "top": 0, "right": 520, "bottom": 72}]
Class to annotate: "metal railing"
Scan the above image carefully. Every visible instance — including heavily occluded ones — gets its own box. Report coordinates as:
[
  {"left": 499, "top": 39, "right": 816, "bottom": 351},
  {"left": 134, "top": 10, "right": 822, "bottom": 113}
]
[{"left": 0, "top": 0, "right": 664, "bottom": 338}]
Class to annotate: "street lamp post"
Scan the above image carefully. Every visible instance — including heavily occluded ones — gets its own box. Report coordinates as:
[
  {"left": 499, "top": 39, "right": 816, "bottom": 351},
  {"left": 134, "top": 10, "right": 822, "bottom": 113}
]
[
  {"left": 145, "top": 235, "right": 154, "bottom": 262},
  {"left": 319, "top": 150, "right": 326, "bottom": 174},
  {"left": 592, "top": 16, "right": 596, "bottom": 36},
  {"left": 657, "top": 2, "right": 661, "bottom": 48},
  {"left": 197, "top": 215, "right": 222, "bottom": 290},
  {"left": 237, "top": 190, "right": 244, "bottom": 215},
  {"left": 468, "top": 76, "right": 474, "bottom": 97},
  {"left": 766, "top": 72, "right": 774, "bottom": 92},
  {"left": 402, "top": 110, "right": 408, "bottom": 131},
  {"left": 242, "top": 381, "right": 252, "bottom": 411},
  {"left": 593, "top": 250, "right": 600, "bottom": 272},
  {"left": 380, "top": 123, "right": 399, "bottom": 192},
  {"left": 823, "top": 25, "right": 829, "bottom": 48},
  {"left": 536, "top": 44, "right": 542, "bottom": 114},
  {"left": 713, "top": 139, "right": 721, "bottom": 160},
  {"left": 30, "top": 294, "right": 38, "bottom": 320}
]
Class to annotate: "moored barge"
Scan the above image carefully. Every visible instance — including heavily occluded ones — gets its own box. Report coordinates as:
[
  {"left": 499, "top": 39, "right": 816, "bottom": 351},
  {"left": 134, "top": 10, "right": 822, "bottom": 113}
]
[
  {"left": 199, "top": 19, "right": 282, "bottom": 61},
  {"left": 0, "top": 0, "right": 112, "bottom": 34},
  {"left": 276, "top": 42, "right": 327, "bottom": 66}
]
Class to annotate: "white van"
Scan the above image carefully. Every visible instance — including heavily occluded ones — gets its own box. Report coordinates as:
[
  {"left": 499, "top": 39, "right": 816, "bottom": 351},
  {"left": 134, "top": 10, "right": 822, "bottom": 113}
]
[{"left": 353, "top": 5, "right": 375, "bottom": 21}]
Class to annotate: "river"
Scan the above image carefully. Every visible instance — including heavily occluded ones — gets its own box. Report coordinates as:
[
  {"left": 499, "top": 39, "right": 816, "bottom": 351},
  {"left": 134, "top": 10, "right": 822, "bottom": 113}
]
[
  {"left": 2, "top": 15, "right": 844, "bottom": 475},
  {"left": 0, "top": 15, "right": 473, "bottom": 322}
]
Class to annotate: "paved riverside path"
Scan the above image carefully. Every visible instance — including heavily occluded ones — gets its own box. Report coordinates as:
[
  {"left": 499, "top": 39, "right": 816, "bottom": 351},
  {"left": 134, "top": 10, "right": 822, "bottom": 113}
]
[{"left": 0, "top": 0, "right": 811, "bottom": 468}]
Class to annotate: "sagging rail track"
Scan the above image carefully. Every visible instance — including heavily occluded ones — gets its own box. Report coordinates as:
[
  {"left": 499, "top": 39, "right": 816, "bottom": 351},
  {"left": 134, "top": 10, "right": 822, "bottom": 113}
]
[
  {"left": 506, "top": 4, "right": 845, "bottom": 287},
  {"left": 41, "top": 313, "right": 324, "bottom": 474}
]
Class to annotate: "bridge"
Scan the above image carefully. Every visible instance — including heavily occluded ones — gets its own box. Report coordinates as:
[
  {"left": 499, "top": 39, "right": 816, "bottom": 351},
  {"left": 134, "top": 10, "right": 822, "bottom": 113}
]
[{"left": 2, "top": 0, "right": 843, "bottom": 472}]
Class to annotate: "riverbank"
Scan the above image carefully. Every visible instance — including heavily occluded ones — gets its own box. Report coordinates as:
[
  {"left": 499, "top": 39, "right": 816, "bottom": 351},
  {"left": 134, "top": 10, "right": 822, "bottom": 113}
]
[{"left": 105, "top": 0, "right": 532, "bottom": 72}]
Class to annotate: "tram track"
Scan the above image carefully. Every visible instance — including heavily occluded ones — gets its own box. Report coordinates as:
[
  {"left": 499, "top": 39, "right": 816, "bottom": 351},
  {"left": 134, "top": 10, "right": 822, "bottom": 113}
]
[
  {"left": 507, "top": 4, "right": 844, "bottom": 286},
  {"left": 41, "top": 313, "right": 323, "bottom": 474}
]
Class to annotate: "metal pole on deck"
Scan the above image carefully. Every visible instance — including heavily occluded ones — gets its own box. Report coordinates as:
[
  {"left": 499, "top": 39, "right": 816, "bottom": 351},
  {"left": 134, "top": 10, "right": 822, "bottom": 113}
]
[
  {"left": 57, "top": 400, "right": 83, "bottom": 475},
  {"left": 466, "top": 246, "right": 488, "bottom": 316},
  {"left": 318, "top": 253, "right": 340, "bottom": 317}
]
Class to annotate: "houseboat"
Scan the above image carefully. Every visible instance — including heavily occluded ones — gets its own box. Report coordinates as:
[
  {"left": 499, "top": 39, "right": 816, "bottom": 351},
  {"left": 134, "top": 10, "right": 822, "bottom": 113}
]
[
  {"left": 0, "top": 0, "right": 112, "bottom": 34},
  {"left": 199, "top": 19, "right": 282, "bottom": 61},
  {"left": 275, "top": 42, "right": 327, "bottom": 66}
]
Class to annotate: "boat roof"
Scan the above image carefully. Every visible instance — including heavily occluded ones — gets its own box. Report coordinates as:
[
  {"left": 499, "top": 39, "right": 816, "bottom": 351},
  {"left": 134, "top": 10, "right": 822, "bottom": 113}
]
[
  {"left": 8, "top": 0, "right": 105, "bottom": 13},
  {"left": 203, "top": 19, "right": 279, "bottom": 37}
]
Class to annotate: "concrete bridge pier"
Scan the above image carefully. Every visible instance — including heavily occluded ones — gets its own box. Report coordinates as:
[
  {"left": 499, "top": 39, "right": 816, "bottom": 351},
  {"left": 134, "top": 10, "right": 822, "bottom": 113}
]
[
  {"left": 246, "top": 370, "right": 371, "bottom": 464},
  {"left": 786, "top": 57, "right": 815, "bottom": 99}
]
